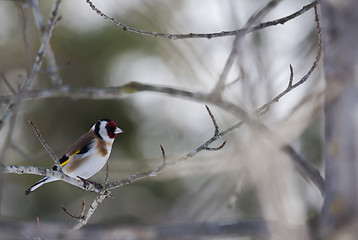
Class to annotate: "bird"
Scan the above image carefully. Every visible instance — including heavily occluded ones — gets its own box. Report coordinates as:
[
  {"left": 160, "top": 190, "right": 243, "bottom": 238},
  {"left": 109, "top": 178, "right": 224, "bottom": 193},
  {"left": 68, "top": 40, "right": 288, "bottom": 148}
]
[{"left": 25, "top": 119, "right": 123, "bottom": 195}]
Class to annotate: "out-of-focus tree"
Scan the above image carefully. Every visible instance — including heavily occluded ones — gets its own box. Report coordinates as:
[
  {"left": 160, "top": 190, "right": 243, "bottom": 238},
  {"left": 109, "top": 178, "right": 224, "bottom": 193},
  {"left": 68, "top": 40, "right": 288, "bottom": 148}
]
[{"left": 320, "top": 1, "right": 358, "bottom": 239}]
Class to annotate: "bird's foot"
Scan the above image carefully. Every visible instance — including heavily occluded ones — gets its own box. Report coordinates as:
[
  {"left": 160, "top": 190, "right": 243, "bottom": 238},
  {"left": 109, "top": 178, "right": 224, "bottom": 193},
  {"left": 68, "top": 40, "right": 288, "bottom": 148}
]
[{"left": 77, "top": 176, "right": 103, "bottom": 191}]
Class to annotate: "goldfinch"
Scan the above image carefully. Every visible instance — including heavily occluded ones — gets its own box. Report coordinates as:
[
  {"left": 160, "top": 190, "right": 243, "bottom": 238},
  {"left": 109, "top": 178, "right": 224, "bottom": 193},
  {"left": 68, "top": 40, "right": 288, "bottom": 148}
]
[{"left": 25, "top": 119, "right": 123, "bottom": 195}]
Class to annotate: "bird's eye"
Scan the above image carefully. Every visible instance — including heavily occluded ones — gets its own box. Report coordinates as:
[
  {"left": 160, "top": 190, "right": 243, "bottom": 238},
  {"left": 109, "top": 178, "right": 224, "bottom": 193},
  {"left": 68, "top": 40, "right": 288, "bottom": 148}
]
[
  {"left": 105, "top": 121, "right": 117, "bottom": 134},
  {"left": 106, "top": 124, "right": 115, "bottom": 131}
]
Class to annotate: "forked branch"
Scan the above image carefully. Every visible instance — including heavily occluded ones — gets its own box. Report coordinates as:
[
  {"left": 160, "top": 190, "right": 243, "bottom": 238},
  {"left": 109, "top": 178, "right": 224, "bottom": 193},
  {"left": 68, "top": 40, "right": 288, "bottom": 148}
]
[
  {"left": 61, "top": 200, "right": 86, "bottom": 220},
  {"left": 107, "top": 105, "right": 227, "bottom": 190}
]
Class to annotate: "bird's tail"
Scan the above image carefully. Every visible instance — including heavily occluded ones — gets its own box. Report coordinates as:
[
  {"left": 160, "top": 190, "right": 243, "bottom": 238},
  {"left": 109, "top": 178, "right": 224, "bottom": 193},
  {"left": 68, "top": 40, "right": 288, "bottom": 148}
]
[{"left": 24, "top": 176, "right": 56, "bottom": 195}]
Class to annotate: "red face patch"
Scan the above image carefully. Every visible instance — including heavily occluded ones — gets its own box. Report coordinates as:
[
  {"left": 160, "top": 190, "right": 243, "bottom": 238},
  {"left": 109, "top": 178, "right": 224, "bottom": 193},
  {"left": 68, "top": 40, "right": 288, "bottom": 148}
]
[{"left": 105, "top": 121, "right": 117, "bottom": 139}]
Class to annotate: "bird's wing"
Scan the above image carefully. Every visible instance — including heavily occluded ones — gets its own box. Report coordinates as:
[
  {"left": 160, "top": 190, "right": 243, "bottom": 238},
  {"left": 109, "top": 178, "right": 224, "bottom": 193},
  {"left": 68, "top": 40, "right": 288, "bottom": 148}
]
[{"left": 52, "top": 131, "right": 96, "bottom": 170}]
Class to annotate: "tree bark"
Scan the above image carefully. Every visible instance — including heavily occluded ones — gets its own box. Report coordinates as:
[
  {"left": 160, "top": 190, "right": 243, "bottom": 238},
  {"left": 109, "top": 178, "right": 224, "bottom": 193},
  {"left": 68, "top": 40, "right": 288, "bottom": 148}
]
[{"left": 321, "top": 0, "right": 358, "bottom": 238}]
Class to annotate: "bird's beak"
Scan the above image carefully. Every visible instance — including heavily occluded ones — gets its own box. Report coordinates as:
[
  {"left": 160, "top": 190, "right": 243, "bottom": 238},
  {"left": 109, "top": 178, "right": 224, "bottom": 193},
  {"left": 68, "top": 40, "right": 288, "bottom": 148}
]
[{"left": 115, "top": 127, "right": 123, "bottom": 134}]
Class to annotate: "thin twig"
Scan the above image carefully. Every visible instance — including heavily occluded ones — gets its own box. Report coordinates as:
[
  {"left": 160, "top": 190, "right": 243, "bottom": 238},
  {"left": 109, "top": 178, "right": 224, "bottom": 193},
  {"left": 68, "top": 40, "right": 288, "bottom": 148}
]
[
  {"left": 255, "top": 4, "right": 321, "bottom": 116},
  {"left": 31, "top": 0, "right": 63, "bottom": 86},
  {"left": 288, "top": 64, "right": 294, "bottom": 87},
  {"left": 40, "top": 60, "right": 72, "bottom": 74},
  {"left": 0, "top": 111, "right": 18, "bottom": 164},
  {"left": 204, "top": 141, "right": 227, "bottom": 151},
  {"left": 23, "top": 0, "right": 62, "bottom": 90},
  {"left": 160, "top": 144, "right": 166, "bottom": 166},
  {"left": 0, "top": 83, "right": 209, "bottom": 105},
  {"left": 205, "top": 105, "right": 219, "bottom": 136},
  {"left": 156, "top": 145, "right": 167, "bottom": 172},
  {"left": 213, "top": 0, "right": 283, "bottom": 97},
  {"left": 282, "top": 145, "right": 324, "bottom": 195},
  {"left": 204, "top": 105, "right": 227, "bottom": 150},
  {"left": 255, "top": 64, "right": 295, "bottom": 115},
  {"left": 85, "top": 0, "right": 317, "bottom": 40},
  {"left": 80, "top": 199, "right": 86, "bottom": 219},
  {"left": 225, "top": 74, "right": 243, "bottom": 88},
  {"left": 61, "top": 204, "right": 85, "bottom": 220},
  {"left": 0, "top": 72, "right": 16, "bottom": 94},
  {"left": 28, "top": 118, "right": 62, "bottom": 171}
]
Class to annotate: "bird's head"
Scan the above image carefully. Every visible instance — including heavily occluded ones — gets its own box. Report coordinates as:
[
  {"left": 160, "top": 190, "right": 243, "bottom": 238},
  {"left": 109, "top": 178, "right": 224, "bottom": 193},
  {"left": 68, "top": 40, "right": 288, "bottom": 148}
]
[{"left": 93, "top": 119, "right": 123, "bottom": 142}]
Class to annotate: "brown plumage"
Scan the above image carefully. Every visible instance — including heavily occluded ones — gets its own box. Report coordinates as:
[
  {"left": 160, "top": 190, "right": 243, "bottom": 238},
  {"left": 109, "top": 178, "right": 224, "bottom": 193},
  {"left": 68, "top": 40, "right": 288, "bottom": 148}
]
[
  {"left": 63, "top": 130, "right": 108, "bottom": 174},
  {"left": 67, "top": 130, "right": 97, "bottom": 156}
]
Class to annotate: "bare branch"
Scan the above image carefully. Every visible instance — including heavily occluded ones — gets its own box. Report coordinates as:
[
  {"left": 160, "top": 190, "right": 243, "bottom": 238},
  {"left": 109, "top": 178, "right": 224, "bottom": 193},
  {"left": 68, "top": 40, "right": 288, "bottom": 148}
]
[
  {"left": 61, "top": 199, "right": 86, "bottom": 221},
  {"left": 23, "top": 0, "right": 62, "bottom": 91},
  {"left": 160, "top": 144, "right": 166, "bottom": 166},
  {"left": 196, "top": 106, "right": 323, "bottom": 196},
  {"left": 71, "top": 190, "right": 111, "bottom": 231},
  {"left": 0, "top": 72, "right": 16, "bottom": 94},
  {"left": 80, "top": 199, "right": 86, "bottom": 219},
  {"left": 0, "top": 219, "right": 269, "bottom": 239},
  {"left": 40, "top": 60, "right": 72, "bottom": 75},
  {"left": 213, "top": 0, "right": 283, "bottom": 97},
  {"left": 0, "top": 164, "right": 102, "bottom": 193},
  {"left": 255, "top": 64, "right": 295, "bottom": 115},
  {"left": 0, "top": 82, "right": 210, "bottom": 105},
  {"left": 2, "top": 70, "right": 324, "bottom": 194},
  {"left": 31, "top": 0, "right": 63, "bottom": 86},
  {"left": 282, "top": 145, "right": 325, "bottom": 195},
  {"left": 3, "top": 93, "right": 324, "bottom": 197},
  {"left": 0, "top": 104, "right": 18, "bottom": 130},
  {"left": 288, "top": 64, "right": 294, "bottom": 88},
  {"left": 107, "top": 107, "right": 228, "bottom": 190},
  {"left": 103, "top": 105, "right": 322, "bottom": 196},
  {"left": 292, "top": 5, "right": 321, "bottom": 91},
  {"left": 85, "top": 0, "right": 317, "bottom": 40},
  {"left": 205, "top": 105, "right": 219, "bottom": 136},
  {"left": 155, "top": 145, "right": 167, "bottom": 173},
  {"left": 0, "top": 0, "right": 62, "bottom": 131},
  {"left": 255, "top": 4, "right": 321, "bottom": 116},
  {"left": 204, "top": 141, "right": 227, "bottom": 151},
  {"left": 0, "top": 82, "right": 252, "bottom": 124},
  {"left": 62, "top": 204, "right": 85, "bottom": 220},
  {"left": 28, "top": 118, "right": 62, "bottom": 172},
  {"left": 225, "top": 74, "right": 243, "bottom": 88},
  {"left": 0, "top": 111, "right": 18, "bottom": 164}
]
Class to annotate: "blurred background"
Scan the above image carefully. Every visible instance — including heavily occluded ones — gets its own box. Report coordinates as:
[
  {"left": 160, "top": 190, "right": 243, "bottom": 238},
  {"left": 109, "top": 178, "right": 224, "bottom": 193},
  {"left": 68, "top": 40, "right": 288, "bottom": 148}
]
[{"left": 0, "top": 0, "right": 323, "bottom": 237}]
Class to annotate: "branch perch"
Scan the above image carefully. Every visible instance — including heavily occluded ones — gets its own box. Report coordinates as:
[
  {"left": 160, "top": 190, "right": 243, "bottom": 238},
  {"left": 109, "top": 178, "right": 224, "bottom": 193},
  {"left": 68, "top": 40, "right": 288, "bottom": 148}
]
[{"left": 0, "top": 164, "right": 102, "bottom": 193}]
